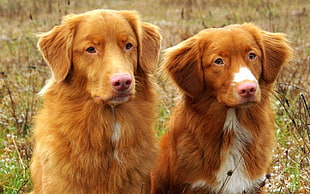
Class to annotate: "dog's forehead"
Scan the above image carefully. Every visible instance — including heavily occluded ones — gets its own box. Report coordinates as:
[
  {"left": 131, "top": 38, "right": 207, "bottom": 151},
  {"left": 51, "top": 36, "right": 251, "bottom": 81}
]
[
  {"left": 198, "top": 27, "right": 262, "bottom": 60},
  {"left": 201, "top": 26, "right": 251, "bottom": 39},
  {"left": 201, "top": 26, "right": 257, "bottom": 49},
  {"left": 75, "top": 12, "right": 137, "bottom": 42},
  {"left": 81, "top": 12, "right": 132, "bottom": 30}
]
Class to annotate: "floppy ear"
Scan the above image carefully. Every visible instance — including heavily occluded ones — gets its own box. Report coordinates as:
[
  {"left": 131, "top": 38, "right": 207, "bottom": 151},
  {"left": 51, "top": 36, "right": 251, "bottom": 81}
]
[
  {"left": 261, "top": 31, "right": 292, "bottom": 83},
  {"left": 119, "top": 11, "right": 161, "bottom": 75},
  {"left": 139, "top": 22, "right": 161, "bottom": 74},
  {"left": 38, "top": 14, "right": 76, "bottom": 82},
  {"left": 161, "top": 36, "right": 204, "bottom": 98}
]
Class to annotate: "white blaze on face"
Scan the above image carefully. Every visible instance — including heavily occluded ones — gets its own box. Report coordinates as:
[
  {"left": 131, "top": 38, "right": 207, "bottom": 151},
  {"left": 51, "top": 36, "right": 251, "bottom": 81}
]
[{"left": 233, "top": 67, "right": 257, "bottom": 83}]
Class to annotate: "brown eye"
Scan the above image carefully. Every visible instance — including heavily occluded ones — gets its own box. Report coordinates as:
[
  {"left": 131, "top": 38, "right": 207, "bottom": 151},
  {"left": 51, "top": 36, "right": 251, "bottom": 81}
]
[
  {"left": 86, "top": 47, "right": 96, "bottom": 53},
  {"left": 248, "top": 52, "right": 257, "bottom": 60},
  {"left": 214, "top": 58, "right": 224, "bottom": 65},
  {"left": 125, "top": 43, "right": 133, "bottom": 50}
]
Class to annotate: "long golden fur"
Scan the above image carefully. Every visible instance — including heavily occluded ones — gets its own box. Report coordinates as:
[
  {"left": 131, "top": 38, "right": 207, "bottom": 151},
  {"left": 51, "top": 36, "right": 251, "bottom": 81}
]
[
  {"left": 151, "top": 24, "right": 292, "bottom": 194},
  {"left": 30, "top": 9, "right": 161, "bottom": 194}
]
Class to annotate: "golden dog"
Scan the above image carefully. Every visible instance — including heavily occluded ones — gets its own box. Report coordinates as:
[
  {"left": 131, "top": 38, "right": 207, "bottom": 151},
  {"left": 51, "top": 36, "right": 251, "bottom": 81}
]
[
  {"left": 151, "top": 24, "right": 291, "bottom": 194},
  {"left": 31, "top": 9, "right": 161, "bottom": 194}
]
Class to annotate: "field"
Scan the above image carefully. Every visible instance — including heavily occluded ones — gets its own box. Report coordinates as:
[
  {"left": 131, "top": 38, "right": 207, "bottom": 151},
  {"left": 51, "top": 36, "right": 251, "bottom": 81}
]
[{"left": 0, "top": 0, "right": 309, "bottom": 193}]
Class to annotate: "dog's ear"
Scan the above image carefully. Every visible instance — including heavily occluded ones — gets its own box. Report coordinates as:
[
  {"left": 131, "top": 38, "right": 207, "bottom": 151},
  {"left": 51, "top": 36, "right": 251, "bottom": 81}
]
[
  {"left": 139, "top": 22, "right": 161, "bottom": 74},
  {"left": 242, "top": 24, "right": 292, "bottom": 84},
  {"left": 119, "top": 11, "right": 161, "bottom": 75},
  {"left": 38, "top": 14, "right": 77, "bottom": 82},
  {"left": 260, "top": 31, "right": 292, "bottom": 83},
  {"left": 161, "top": 36, "right": 204, "bottom": 98}
]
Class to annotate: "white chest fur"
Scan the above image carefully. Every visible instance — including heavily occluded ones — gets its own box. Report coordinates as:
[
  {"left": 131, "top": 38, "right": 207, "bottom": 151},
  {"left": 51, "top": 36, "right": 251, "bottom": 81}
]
[
  {"left": 111, "top": 107, "right": 121, "bottom": 144},
  {"left": 217, "top": 108, "right": 263, "bottom": 193},
  {"left": 112, "top": 121, "right": 121, "bottom": 143},
  {"left": 192, "top": 108, "right": 264, "bottom": 193},
  {"left": 111, "top": 106, "right": 122, "bottom": 163},
  {"left": 111, "top": 121, "right": 122, "bottom": 163}
]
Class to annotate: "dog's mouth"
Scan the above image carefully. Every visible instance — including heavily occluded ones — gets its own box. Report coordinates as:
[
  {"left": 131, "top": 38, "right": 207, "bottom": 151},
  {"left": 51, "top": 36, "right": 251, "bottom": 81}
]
[
  {"left": 222, "top": 98, "right": 259, "bottom": 109},
  {"left": 93, "top": 92, "right": 134, "bottom": 106},
  {"left": 236, "top": 101, "right": 257, "bottom": 109},
  {"left": 238, "top": 97, "right": 259, "bottom": 105},
  {"left": 109, "top": 92, "right": 134, "bottom": 104},
  {"left": 219, "top": 95, "right": 260, "bottom": 108}
]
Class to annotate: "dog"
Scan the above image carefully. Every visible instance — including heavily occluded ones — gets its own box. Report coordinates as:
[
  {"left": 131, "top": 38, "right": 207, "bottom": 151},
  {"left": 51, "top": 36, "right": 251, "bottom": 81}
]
[
  {"left": 30, "top": 9, "right": 161, "bottom": 194},
  {"left": 151, "top": 24, "right": 291, "bottom": 194}
]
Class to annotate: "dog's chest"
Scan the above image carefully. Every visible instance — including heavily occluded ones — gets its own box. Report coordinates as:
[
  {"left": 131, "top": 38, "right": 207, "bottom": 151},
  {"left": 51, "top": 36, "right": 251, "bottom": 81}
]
[
  {"left": 111, "top": 121, "right": 122, "bottom": 163},
  {"left": 112, "top": 121, "right": 121, "bottom": 143},
  {"left": 191, "top": 108, "right": 264, "bottom": 193}
]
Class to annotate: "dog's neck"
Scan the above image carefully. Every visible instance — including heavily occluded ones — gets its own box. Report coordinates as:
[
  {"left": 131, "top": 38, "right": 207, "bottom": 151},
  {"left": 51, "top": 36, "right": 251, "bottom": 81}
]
[
  {"left": 42, "top": 80, "right": 124, "bottom": 144},
  {"left": 111, "top": 106, "right": 122, "bottom": 144},
  {"left": 223, "top": 108, "right": 253, "bottom": 144},
  {"left": 214, "top": 108, "right": 260, "bottom": 193},
  {"left": 110, "top": 106, "right": 123, "bottom": 163}
]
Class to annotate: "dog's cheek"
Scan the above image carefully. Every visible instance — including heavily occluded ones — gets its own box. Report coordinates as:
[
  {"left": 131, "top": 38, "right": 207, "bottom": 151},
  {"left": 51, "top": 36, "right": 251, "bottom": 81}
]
[
  {"left": 127, "top": 50, "right": 138, "bottom": 74},
  {"left": 203, "top": 66, "right": 225, "bottom": 95},
  {"left": 204, "top": 68, "right": 237, "bottom": 106},
  {"left": 72, "top": 56, "right": 90, "bottom": 78},
  {"left": 250, "top": 61, "right": 263, "bottom": 83},
  {"left": 216, "top": 83, "right": 236, "bottom": 106},
  {"left": 87, "top": 70, "right": 112, "bottom": 100}
]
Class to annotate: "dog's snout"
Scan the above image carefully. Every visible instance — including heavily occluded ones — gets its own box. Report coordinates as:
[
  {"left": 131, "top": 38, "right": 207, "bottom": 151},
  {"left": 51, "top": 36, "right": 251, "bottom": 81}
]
[
  {"left": 237, "top": 82, "right": 257, "bottom": 98},
  {"left": 110, "top": 74, "right": 132, "bottom": 91}
]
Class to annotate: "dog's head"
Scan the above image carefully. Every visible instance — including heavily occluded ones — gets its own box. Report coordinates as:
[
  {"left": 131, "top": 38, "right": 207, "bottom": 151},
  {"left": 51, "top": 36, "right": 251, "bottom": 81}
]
[
  {"left": 38, "top": 9, "right": 161, "bottom": 106},
  {"left": 162, "top": 23, "right": 292, "bottom": 107}
]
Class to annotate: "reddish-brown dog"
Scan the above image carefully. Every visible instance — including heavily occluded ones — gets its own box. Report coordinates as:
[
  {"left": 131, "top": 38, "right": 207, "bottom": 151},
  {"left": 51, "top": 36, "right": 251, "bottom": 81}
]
[
  {"left": 151, "top": 24, "right": 291, "bottom": 194},
  {"left": 30, "top": 9, "right": 161, "bottom": 194}
]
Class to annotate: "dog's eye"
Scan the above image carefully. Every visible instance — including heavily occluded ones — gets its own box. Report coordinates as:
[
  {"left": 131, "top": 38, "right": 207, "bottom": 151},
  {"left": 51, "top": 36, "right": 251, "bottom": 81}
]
[
  {"left": 214, "top": 58, "right": 224, "bottom": 65},
  {"left": 248, "top": 53, "right": 257, "bottom": 60},
  {"left": 125, "top": 43, "right": 133, "bottom": 50},
  {"left": 86, "top": 47, "right": 96, "bottom": 53}
]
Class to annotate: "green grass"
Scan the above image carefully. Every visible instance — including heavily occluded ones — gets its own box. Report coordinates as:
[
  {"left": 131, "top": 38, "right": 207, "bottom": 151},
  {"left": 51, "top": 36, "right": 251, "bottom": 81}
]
[
  {"left": 0, "top": 133, "right": 31, "bottom": 193},
  {"left": 0, "top": 0, "right": 309, "bottom": 193},
  {"left": 270, "top": 86, "right": 310, "bottom": 192}
]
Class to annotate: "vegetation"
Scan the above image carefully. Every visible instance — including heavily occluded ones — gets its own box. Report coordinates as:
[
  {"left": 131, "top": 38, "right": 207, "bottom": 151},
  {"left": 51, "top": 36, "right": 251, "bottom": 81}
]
[{"left": 0, "top": 0, "right": 309, "bottom": 193}]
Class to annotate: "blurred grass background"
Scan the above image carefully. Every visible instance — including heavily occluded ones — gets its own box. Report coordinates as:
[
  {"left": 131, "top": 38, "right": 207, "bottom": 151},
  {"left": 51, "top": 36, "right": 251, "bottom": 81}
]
[{"left": 0, "top": 0, "right": 309, "bottom": 193}]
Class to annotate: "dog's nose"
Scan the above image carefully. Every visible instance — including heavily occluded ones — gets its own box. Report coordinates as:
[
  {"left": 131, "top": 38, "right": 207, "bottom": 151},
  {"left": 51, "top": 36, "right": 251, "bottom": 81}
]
[
  {"left": 237, "top": 82, "right": 257, "bottom": 98},
  {"left": 110, "top": 74, "right": 132, "bottom": 91}
]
